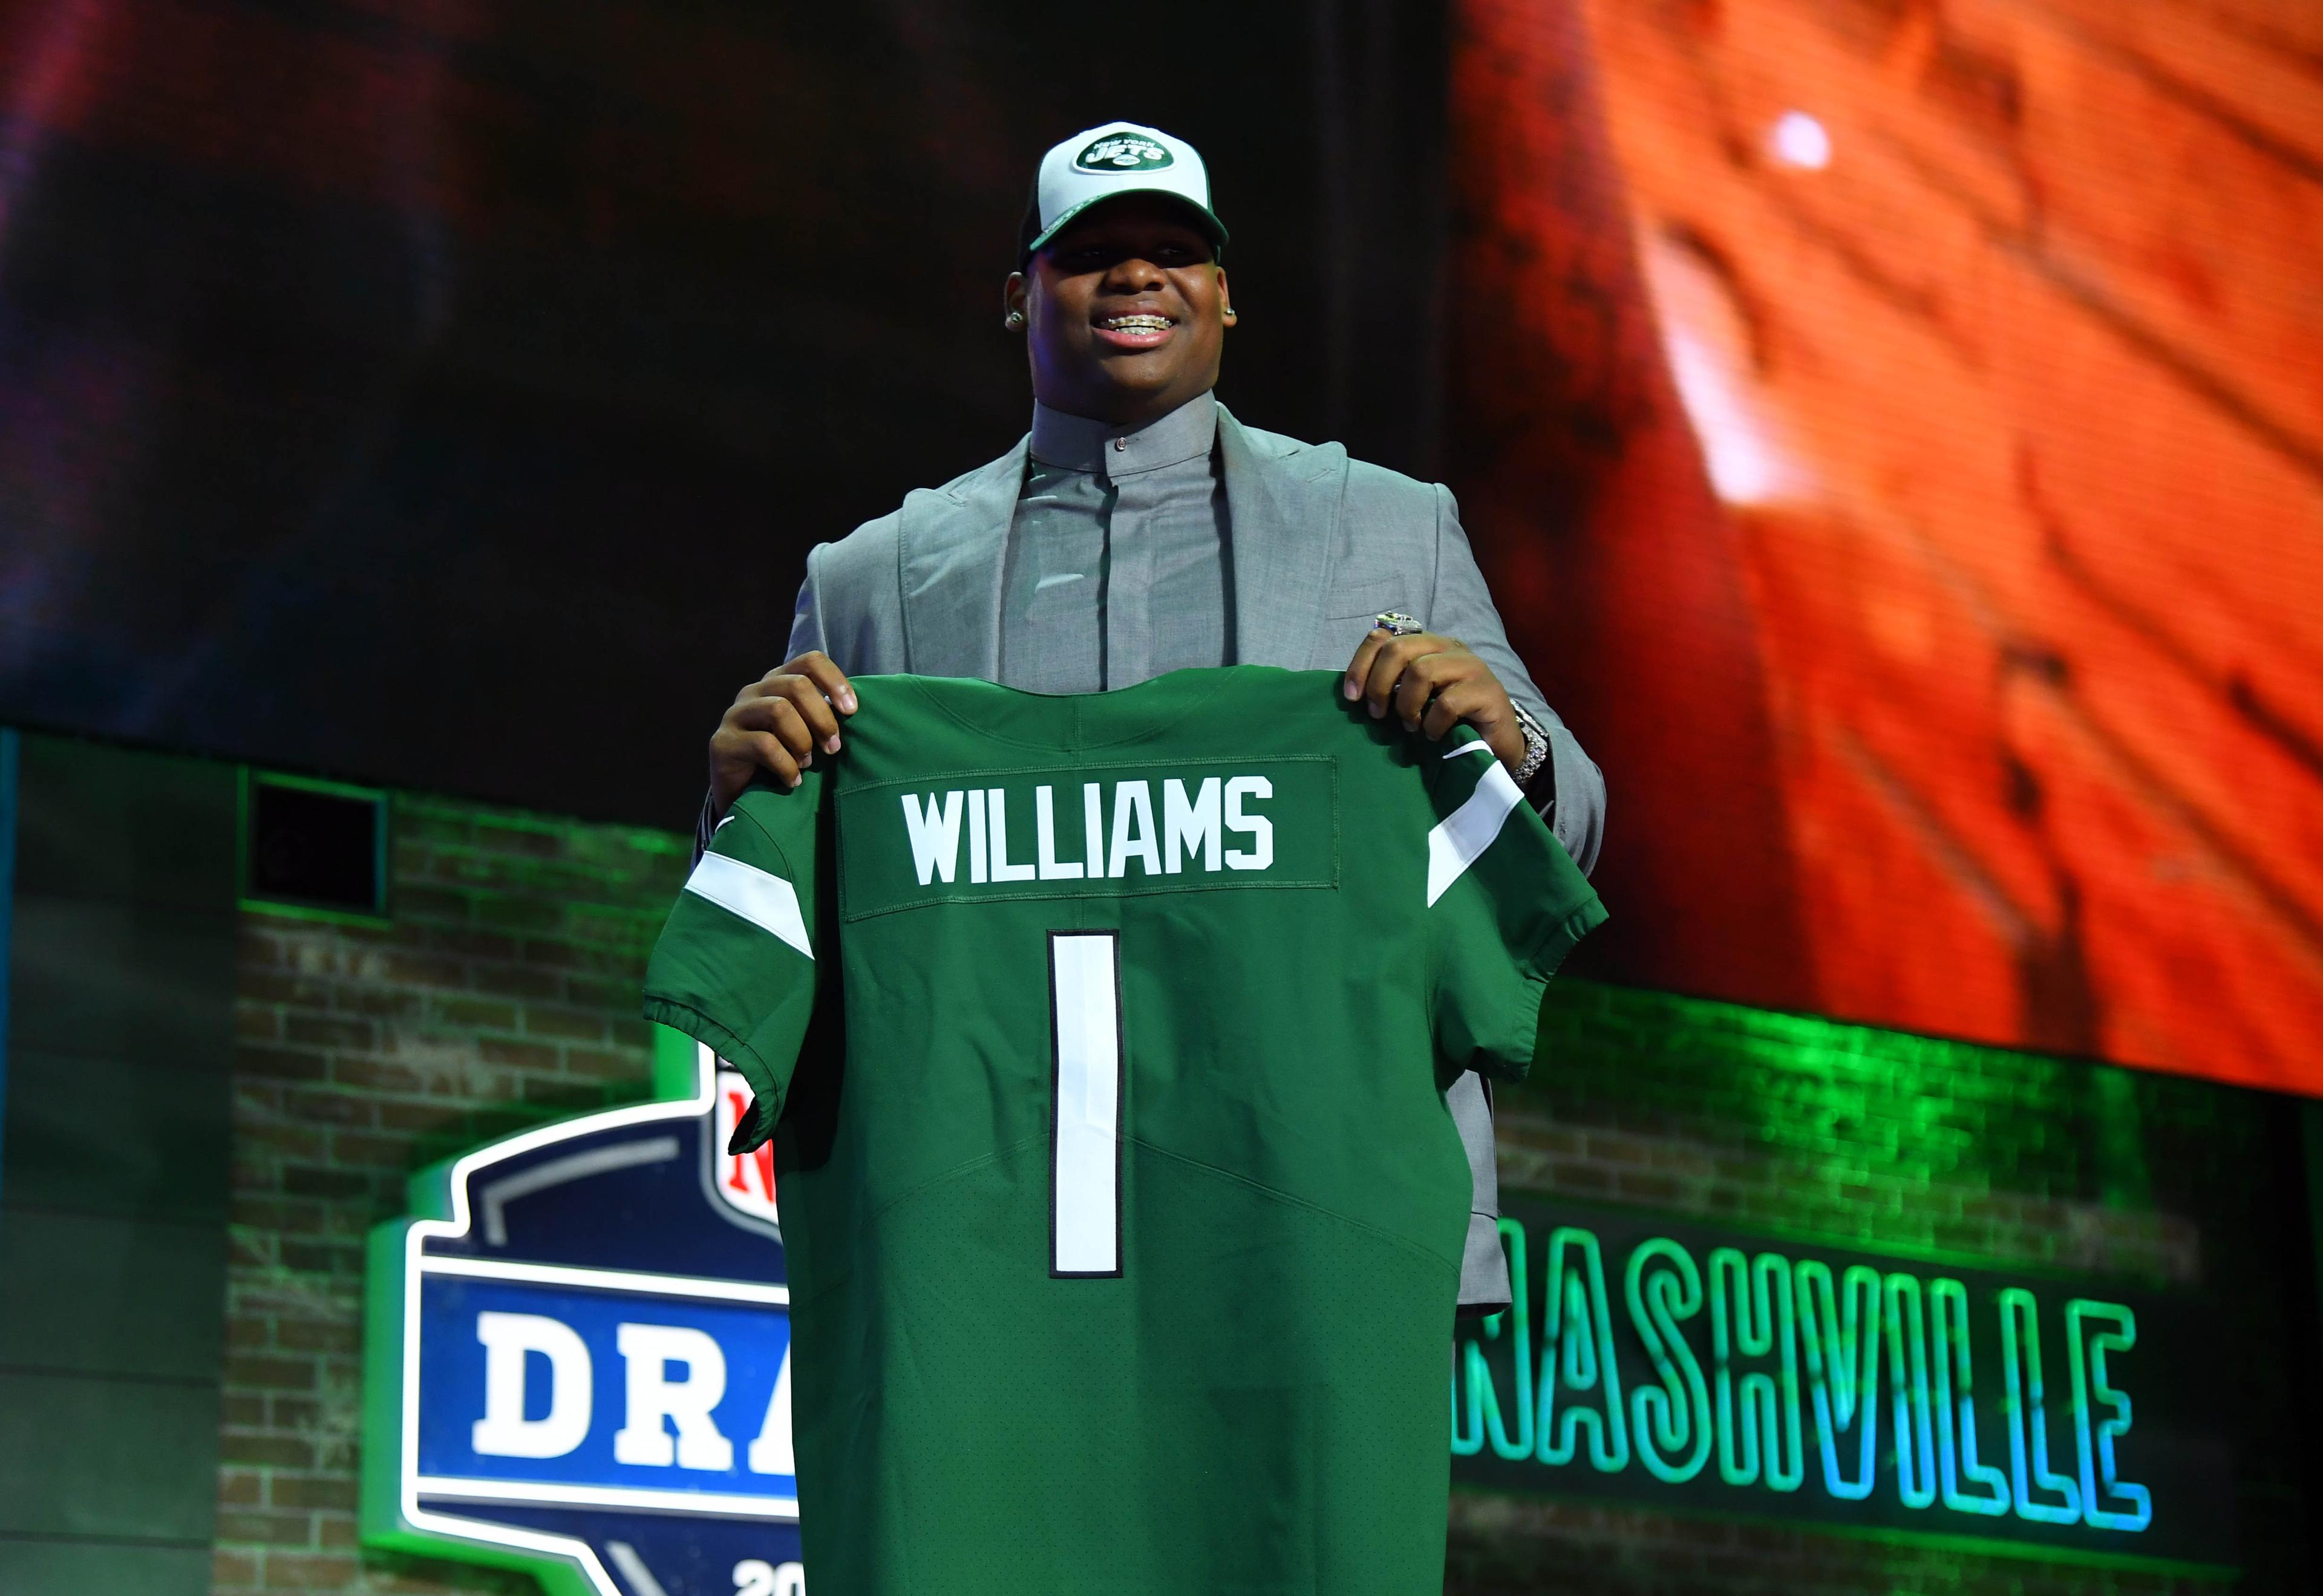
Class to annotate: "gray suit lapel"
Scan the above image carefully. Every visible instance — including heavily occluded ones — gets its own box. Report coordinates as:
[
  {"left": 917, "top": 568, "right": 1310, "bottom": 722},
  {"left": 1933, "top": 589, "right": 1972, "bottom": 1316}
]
[
  {"left": 898, "top": 437, "right": 1026, "bottom": 679},
  {"left": 1220, "top": 404, "right": 1345, "bottom": 669}
]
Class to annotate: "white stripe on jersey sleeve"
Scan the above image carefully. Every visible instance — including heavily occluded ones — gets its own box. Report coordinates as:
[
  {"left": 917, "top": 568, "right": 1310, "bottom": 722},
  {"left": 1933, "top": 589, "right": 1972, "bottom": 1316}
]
[
  {"left": 683, "top": 852, "right": 814, "bottom": 960},
  {"left": 1426, "top": 750, "right": 1527, "bottom": 907}
]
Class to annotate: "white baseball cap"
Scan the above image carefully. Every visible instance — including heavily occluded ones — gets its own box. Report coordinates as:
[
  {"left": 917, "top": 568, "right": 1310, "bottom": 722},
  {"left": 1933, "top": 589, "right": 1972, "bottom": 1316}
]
[{"left": 1019, "top": 122, "right": 1229, "bottom": 261}]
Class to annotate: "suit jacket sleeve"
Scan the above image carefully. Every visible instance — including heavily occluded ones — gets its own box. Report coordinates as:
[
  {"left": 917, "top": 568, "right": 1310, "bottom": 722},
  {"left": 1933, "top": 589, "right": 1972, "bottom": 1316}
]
[
  {"left": 785, "top": 541, "right": 831, "bottom": 664},
  {"left": 697, "top": 544, "right": 836, "bottom": 862},
  {"left": 1429, "top": 483, "right": 1607, "bottom": 878}
]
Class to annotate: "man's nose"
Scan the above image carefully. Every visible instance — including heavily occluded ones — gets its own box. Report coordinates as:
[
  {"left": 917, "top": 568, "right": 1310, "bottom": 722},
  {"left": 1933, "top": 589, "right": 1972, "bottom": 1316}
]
[{"left": 1102, "top": 255, "right": 1167, "bottom": 291}]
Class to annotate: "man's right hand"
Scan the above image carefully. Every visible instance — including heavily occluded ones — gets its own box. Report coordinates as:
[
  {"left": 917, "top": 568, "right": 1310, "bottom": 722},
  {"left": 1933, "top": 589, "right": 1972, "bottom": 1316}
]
[{"left": 709, "top": 651, "right": 857, "bottom": 807}]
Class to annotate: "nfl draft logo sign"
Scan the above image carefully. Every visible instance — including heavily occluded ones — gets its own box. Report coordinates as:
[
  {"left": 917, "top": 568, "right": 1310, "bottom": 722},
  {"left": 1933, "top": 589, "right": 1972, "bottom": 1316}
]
[{"left": 363, "top": 1028, "right": 806, "bottom": 1596}]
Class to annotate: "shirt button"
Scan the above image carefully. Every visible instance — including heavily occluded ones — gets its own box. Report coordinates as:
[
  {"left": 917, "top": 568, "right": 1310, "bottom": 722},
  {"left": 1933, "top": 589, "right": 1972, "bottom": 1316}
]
[{"left": 1113, "top": 437, "right": 1128, "bottom": 451}]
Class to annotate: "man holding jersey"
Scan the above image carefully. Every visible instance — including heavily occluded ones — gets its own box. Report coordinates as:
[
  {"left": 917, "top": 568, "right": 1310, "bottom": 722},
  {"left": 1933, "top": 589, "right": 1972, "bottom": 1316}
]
[{"left": 699, "top": 120, "right": 1605, "bottom": 1312}]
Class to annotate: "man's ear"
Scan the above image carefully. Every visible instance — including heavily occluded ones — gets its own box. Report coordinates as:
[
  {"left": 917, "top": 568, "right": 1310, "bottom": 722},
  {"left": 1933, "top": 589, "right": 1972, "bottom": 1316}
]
[
  {"left": 1216, "top": 264, "right": 1235, "bottom": 323},
  {"left": 1003, "top": 272, "right": 1029, "bottom": 330}
]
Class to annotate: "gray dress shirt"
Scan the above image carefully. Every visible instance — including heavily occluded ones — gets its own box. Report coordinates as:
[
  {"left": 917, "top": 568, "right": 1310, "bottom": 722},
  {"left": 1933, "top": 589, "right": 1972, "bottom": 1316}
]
[{"left": 1002, "top": 392, "right": 1232, "bottom": 692}]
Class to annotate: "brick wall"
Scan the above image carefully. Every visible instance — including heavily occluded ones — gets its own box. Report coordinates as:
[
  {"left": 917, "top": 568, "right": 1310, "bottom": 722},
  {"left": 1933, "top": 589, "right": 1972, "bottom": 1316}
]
[
  {"left": 1448, "top": 982, "right": 2322, "bottom": 1595},
  {"left": 213, "top": 794, "right": 689, "bottom": 1594}
]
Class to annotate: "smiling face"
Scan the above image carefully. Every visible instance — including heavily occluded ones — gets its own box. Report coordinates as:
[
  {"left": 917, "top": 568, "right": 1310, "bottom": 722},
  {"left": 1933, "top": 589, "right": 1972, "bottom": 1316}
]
[{"left": 1005, "top": 194, "right": 1233, "bottom": 427}]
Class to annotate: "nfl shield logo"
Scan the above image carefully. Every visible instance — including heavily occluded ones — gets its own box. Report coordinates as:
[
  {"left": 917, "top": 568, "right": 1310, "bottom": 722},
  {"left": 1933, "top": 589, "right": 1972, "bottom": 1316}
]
[{"left": 711, "top": 1061, "right": 781, "bottom": 1231}]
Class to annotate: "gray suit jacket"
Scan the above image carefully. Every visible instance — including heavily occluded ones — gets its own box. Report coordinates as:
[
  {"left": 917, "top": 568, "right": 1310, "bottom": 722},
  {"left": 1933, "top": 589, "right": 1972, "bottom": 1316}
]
[{"left": 783, "top": 403, "right": 1605, "bottom": 1311}]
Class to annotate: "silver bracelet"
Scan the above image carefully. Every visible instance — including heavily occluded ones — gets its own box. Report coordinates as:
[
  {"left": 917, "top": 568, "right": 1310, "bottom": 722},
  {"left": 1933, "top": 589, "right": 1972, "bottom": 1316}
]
[{"left": 1511, "top": 703, "right": 1552, "bottom": 790}]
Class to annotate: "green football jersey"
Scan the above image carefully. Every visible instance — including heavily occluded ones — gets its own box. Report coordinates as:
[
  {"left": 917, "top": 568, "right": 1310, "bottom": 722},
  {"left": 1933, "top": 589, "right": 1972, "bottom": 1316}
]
[{"left": 642, "top": 666, "right": 1604, "bottom": 1595}]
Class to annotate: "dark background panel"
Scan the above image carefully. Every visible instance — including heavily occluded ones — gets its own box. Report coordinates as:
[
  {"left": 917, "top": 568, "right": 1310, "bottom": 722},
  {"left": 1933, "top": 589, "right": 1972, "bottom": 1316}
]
[
  {"left": 0, "top": 736, "right": 237, "bottom": 1589},
  {"left": 0, "top": 1207, "right": 229, "bottom": 1378},
  {"left": 0, "top": 1543, "right": 214, "bottom": 1596},
  {"left": 0, "top": 0, "right": 1449, "bottom": 831},
  {"left": 0, "top": 1370, "right": 229, "bottom": 1540}
]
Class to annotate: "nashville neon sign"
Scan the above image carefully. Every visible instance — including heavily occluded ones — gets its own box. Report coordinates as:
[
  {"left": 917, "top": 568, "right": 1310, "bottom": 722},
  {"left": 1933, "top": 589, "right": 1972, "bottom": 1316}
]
[{"left": 1450, "top": 1205, "right": 2232, "bottom": 1565}]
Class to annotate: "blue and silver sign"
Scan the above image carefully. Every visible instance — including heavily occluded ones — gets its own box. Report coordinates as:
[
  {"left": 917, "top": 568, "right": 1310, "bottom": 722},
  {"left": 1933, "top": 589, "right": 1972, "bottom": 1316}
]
[{"left": 364, "top": 1028, "right": 805, "bottom": 1596}]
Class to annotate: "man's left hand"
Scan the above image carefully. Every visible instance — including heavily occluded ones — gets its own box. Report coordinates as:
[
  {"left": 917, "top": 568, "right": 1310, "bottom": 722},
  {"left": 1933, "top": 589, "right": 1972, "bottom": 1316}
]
[{"left": 1344, "top": 629, "right": 1529, "bottom": 775}]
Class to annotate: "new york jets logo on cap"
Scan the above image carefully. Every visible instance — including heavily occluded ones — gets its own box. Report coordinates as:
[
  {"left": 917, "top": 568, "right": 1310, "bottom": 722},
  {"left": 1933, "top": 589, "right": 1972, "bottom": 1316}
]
[
  {"left": 1025, "top": 121, "right": 1229, "bottom": 260},
  {"left": 1074, "top": 135, "right": 1174, "bottom": 174}
]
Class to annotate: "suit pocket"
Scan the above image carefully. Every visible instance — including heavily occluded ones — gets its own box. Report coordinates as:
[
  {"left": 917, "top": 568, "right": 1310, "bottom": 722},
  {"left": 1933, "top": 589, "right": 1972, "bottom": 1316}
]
[
  {"left": 1319, "top": 576, "right": 1413, "bottom": 621},
  {"left": 1311, "top": 581, "right": 1421, "bottom": 670}
]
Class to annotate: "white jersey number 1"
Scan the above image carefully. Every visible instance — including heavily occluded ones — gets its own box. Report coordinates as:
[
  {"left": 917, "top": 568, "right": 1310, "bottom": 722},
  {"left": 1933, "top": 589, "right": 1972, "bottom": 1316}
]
[{"left": 1048, "top": 931, "right": 1123, "bottom": 1277}]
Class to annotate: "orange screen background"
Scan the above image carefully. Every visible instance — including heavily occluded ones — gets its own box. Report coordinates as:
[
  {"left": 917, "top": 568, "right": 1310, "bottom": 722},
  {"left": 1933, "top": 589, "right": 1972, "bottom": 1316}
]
[{"left": 1449, "top": 0, "right": 2322, "bottom": 1090}]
